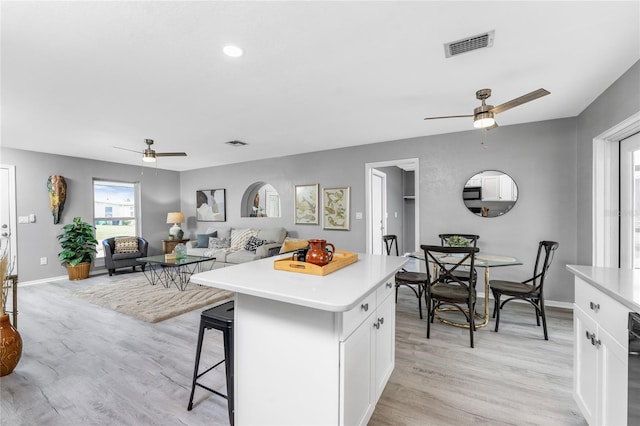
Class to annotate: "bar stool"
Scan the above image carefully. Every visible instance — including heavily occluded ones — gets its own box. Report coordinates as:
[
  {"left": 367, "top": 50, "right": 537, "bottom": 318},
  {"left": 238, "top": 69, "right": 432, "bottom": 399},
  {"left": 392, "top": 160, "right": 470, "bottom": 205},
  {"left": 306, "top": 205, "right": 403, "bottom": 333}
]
[{"left": 187, "top": 300, "right": 234, "bottom": 426}]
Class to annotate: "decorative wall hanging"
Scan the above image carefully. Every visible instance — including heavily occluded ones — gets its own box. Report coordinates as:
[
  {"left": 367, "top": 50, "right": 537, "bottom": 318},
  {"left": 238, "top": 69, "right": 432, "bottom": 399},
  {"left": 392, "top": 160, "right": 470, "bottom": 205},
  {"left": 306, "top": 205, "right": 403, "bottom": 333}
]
[
  {"left": 196, "top": 189, "right": 226, "bottom": 222},
  {"left": 323, "top": 187, "right": 350, "bottom": 231},
  {"left": 47, "top": 175, "right": 67, "bottom": 224},
  {"left": 294, "top": 184, "right": 319, "bottom": 225}
]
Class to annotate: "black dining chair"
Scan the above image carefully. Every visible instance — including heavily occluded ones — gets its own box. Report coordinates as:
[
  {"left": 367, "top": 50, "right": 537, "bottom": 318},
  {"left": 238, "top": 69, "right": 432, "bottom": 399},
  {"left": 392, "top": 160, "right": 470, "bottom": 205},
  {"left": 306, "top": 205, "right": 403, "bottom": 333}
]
[
  {"left": 489, "top": 240, "right": 559, "bottom": 340},
  {"left": 439, "top": 234, "right": 480, "bottom": 283},
  {"left": 421, "top": 244, "right": 480, "bottom": 348},
  {"left": 383, "top": 235, "right": 428, "bottom": 319}
]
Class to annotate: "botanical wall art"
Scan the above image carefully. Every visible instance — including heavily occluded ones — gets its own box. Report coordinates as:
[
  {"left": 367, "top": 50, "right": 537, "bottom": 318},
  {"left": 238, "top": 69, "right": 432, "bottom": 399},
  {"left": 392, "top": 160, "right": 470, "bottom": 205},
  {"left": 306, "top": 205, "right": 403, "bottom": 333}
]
[
  {"left": 294, "top": 184, "right": 319, "bottom": 225},
  {"left": 197, "top": 189, "right": 226, "bottom": 222},
  {"left": 323, "top": 186, "right": 350, "bottom": 230},
  {"left": 47, "top": 175, "right": 67, "bottom": 224}
]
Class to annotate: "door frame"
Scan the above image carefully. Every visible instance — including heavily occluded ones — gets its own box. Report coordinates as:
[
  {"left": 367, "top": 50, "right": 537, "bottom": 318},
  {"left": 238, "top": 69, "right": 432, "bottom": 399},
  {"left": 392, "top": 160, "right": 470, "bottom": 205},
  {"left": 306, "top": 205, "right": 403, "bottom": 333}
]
[
  {"left": 365, "top": 158, "right": 419, "bottom": 254},
  {"left": 371, "top": 169, "right": 387, "bottom": 255},
  {"left": 593, "top": 111, "right": 640, "bottom": 267}
]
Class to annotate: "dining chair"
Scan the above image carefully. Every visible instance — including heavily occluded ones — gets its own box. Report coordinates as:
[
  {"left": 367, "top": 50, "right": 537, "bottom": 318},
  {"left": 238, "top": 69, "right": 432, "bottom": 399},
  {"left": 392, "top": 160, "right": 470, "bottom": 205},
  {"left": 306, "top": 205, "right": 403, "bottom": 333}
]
[
  {"left": 489, "top": 240, "right": 559, "bottom": 340},
  {"left": 383, "top": 235, "right": 428, "bottom": 319},
  {"left": 421, "top": 244, "right": 479, "bottom": 348},
  {"left": 438, "top": 234, "right": 480, "bottom": 283}
]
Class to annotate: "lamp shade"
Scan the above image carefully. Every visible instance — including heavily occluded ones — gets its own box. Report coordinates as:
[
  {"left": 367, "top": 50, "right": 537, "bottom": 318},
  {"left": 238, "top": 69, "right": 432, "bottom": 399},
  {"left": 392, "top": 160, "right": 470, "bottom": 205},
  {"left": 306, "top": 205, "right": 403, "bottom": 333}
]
[{"left": 167, "top": 212, "right": 185, "bottom": 224}]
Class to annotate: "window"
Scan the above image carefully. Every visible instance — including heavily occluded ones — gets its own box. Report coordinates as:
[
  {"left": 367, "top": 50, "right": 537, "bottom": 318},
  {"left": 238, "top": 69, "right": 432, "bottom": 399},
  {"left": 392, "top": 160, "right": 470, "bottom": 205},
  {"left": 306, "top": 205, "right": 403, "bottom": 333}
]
[{"left": 93, "top": 179, "right": 139, "bottom": 258}]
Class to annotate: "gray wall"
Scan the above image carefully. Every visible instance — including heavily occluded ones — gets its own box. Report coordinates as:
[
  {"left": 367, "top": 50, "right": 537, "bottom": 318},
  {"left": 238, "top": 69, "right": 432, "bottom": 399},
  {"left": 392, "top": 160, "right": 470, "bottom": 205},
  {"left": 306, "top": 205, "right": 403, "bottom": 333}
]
[
  {"left": 576, "top": 60, "right": 640, "bottom": 265},
  {"left": 0, "top": 148, "right": 181, "bottom": 282},
  {"left": 180, "top": 117, "right": 578, "bottom": 303}
]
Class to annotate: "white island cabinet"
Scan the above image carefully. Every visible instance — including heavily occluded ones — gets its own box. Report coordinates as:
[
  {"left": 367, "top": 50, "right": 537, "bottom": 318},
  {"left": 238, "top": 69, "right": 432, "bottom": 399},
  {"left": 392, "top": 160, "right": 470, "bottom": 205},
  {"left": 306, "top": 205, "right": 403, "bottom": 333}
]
[
  {"left": 191, "top": 253, "right": 407, "bottom": 426},
  {"left": 567, "top": 265, "right": 640, "bottom": 426}
]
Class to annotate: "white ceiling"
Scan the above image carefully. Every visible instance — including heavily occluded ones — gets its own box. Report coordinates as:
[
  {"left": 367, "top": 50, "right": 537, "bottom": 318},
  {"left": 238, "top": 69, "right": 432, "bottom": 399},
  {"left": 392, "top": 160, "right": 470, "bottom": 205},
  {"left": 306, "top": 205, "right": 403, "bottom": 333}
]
[{"left": 2, "top": 1, "right": 639, "bottom": 171}]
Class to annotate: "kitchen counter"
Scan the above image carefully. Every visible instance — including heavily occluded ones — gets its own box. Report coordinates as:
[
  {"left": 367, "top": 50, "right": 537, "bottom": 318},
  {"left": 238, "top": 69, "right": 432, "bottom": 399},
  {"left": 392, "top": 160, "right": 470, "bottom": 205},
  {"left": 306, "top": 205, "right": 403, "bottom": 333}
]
[
  {"left": 566, "top": 264, "right": 640, "bottom": 312},
  {"left": 191, "top": 252, "right": 408, "bottom": 312},
  {"left": 191, "top": 253, "right": 407, "bottom": 426}
]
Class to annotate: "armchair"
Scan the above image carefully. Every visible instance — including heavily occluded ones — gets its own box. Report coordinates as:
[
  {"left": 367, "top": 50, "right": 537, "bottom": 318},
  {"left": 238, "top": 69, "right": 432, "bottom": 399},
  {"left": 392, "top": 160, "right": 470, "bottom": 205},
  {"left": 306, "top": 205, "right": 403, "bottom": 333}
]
[{"left": 102, "top": 237, "right": 149, "bottom": 276}]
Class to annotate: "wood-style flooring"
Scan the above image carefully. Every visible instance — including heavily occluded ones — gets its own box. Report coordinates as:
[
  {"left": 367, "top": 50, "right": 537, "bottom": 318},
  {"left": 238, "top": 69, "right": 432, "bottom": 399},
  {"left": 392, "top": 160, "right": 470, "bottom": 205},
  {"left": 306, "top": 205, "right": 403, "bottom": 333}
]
[{"left": 0, "top": 272, "right": 586, "bottom": 426}]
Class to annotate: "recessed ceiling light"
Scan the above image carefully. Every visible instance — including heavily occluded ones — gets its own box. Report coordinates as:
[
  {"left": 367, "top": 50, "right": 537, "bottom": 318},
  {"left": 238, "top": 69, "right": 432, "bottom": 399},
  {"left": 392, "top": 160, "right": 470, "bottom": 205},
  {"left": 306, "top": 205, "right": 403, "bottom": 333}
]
[
  {"left": 223, "top": 45, "right": 243, "bottom": 58},
  {"left": 225, "top": 140, "right": 248, "bottom": 147}
]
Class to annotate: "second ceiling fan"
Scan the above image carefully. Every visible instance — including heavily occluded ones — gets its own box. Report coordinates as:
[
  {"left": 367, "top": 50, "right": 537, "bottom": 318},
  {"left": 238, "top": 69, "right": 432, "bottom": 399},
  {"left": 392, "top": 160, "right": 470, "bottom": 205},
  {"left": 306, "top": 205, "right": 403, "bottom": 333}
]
[{"left": 424, "top": 88, "right": 550, "bottom": 129}]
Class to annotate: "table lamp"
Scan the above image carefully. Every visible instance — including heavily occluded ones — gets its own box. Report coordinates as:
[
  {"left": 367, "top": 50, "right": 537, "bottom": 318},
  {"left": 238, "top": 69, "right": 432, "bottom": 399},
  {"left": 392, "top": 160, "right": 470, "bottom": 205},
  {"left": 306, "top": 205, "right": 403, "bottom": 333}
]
[{"left": 167, "top": 212, "right": 185, "bottom": 238}]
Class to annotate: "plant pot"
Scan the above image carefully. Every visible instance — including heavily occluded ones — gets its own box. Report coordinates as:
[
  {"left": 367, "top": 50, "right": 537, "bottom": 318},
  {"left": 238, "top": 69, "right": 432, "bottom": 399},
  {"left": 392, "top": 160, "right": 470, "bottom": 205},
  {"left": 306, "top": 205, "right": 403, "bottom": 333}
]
[
  {"left": 0, "top": 314, "right": 22, "bottom": 376},
  {"left": 67, "top": 262, "right": 91, "bottom": 280}
]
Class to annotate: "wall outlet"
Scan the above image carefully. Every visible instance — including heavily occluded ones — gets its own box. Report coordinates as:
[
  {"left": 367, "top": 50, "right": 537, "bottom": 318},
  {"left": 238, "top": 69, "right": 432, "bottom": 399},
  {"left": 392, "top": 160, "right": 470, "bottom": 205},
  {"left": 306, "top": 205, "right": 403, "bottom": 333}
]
[
  {"left": 355, "top": 212, "right": 363, "bottom": 220},
  {"left": 18, "top": 216, "right": 29, "bottom": 224},
  {"left": 40, "top": 257, "right": 47, "bottom": 265}
]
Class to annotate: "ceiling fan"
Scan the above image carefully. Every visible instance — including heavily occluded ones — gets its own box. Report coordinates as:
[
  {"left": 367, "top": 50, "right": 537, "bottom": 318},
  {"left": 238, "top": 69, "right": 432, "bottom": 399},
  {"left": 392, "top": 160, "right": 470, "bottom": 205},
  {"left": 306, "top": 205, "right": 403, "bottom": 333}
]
[
  {"left": 114, "top": 139, "right": 187, "bottom": 163},
  {"left": 424, "top": 88, "right": 550, "bottom": 129}
]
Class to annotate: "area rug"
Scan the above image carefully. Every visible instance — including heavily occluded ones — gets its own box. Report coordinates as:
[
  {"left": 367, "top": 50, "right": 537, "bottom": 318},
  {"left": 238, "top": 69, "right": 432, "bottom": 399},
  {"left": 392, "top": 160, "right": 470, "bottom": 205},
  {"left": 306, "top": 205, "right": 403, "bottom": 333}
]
[{"left": 72, "top": 275, "right": 233, "bottom": 323}]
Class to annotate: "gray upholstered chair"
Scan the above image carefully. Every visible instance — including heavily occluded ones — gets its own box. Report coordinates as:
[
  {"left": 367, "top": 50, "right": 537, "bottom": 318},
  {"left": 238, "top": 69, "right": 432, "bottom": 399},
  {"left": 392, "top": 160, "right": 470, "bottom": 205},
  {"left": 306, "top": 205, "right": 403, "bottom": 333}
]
[{"left": 102, "top": 237, "right": 149, "bottom": 276}]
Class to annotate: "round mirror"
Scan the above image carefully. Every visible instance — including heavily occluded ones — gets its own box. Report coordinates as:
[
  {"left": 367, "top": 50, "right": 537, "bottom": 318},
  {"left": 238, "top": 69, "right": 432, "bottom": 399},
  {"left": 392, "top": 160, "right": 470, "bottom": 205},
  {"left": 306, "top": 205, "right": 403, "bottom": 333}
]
[
  {"left": 463, "top": 170, "right": 518, "bottom": 217},
  {"left": 241, "top": 182, "right": 281, "bottom": 218}
]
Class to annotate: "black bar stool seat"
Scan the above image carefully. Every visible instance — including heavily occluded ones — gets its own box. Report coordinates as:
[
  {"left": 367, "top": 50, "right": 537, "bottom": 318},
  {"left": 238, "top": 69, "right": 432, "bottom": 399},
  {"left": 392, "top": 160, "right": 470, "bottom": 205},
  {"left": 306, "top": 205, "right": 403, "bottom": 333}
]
[{"left": 187, "top": 300, "right": 234, "bottom": 426}]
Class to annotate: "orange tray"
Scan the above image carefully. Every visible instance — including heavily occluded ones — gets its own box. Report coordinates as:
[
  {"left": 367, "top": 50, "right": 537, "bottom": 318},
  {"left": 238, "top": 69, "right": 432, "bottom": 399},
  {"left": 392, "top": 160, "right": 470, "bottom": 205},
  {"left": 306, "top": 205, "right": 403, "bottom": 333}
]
[{"left": 273, "top": 250, "right": 358, "bottom": 276}]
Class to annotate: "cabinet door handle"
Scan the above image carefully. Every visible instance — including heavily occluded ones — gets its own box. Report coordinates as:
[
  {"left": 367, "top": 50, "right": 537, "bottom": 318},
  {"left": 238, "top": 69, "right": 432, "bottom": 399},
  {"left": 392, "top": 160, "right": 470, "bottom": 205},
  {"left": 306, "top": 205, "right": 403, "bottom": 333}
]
[
  {"left": 386, "top": 282, "right": 393, "bottom": 289},
  {"left": 361, "top": 303, "right": 369, "bottom": 312},
  {"left": 585, "top": 331, "right": 596, "bottom": 341},
  {"left": 373, "top": 320, "right": 380, "bottom": 329},
  {"left": 378, "top": 317, "right": 384, "bottom": 325},
  {"left": 592, "top": 338, "right": 601, "bottom": 348},
  {"left": 589, "top": 301, "right": 600, "bottom": 311}
]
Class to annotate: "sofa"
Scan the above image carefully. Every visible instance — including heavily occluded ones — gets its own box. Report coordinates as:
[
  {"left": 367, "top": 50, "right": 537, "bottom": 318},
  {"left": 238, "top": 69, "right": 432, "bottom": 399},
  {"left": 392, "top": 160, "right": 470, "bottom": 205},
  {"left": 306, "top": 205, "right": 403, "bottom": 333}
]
[
  {"left": 186, "top": 226, "right": 287, "bottom": 267},
  {"left": 102, "top": 236, "right": 149, "bottom": 276}
]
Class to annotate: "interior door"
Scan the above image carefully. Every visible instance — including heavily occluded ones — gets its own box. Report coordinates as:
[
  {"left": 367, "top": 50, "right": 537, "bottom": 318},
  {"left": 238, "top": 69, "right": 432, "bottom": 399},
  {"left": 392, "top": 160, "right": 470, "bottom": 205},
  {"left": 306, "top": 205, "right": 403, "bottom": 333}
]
[
  {"left": 620, "top": 132, "right": 640, "bottom": 268},
  {"left": 371, "top": 169, "right": 386, "bottom": 255},
  {"left": 0, "top": 165, "right": 17, "bottom": 274}
]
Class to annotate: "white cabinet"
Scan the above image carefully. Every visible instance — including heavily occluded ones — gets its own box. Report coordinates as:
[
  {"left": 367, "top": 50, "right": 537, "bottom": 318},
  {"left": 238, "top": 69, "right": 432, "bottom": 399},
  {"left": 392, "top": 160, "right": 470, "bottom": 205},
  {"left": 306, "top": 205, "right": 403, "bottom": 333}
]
[
  {"left": 573, "top": 277, "right": 629, "bottom": 426},
  {"left": 340, "top": 279, "right": 395, "bottom": 426},
  {"left": 481, "top": 175, "right": 517, "bottom": 201}
]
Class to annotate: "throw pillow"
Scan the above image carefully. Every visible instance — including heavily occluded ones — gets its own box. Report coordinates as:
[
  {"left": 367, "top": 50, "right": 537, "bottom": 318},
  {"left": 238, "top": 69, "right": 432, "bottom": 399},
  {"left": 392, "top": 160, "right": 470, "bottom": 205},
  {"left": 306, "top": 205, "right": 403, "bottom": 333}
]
[
  {"left": 208, "top": 237, "right": 231, "bottom": 249},
  {"left": 230, "top": 228, "right": 258, "bottom": 251},
  {"left": 279, "top": 238, "right": 309, "bottom": 254},
  {"left": 114, "top": 236, "right": 139, "bottom": 254},
  {"left": 244, "top": 236, "right": 266, "bottom": 253},
  {"left": 197, "top": 231, "right": 217, "bottom": 248}
]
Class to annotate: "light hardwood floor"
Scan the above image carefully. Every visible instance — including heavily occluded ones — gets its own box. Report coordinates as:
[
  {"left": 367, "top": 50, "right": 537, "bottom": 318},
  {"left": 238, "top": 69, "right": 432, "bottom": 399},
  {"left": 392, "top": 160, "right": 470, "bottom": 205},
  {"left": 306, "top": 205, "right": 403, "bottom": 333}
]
[{"left": 1, "top": 272, "right": 586, "bottom": 426}]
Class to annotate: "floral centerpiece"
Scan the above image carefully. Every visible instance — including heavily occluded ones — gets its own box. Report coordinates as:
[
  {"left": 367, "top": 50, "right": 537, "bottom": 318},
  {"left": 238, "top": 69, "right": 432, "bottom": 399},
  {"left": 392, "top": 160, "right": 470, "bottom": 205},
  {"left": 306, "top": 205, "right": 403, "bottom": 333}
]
[{"left": 445, "top": 235, "right": 471, "bottom": 247}]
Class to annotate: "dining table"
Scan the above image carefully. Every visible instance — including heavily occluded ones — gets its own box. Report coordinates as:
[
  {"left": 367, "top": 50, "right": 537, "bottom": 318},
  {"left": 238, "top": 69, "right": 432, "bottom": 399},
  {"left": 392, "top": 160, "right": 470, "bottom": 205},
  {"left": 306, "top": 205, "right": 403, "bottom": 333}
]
[{"left": 408, "top": 251, "right": 522, "bottom": 327}]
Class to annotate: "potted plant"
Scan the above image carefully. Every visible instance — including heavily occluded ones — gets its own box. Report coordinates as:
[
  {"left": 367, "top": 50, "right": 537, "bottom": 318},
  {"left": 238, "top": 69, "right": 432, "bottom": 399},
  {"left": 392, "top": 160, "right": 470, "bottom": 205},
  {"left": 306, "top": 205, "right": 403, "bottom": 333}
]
[{"left": 57, "top": 216, "right": 98, "bottom": 280}]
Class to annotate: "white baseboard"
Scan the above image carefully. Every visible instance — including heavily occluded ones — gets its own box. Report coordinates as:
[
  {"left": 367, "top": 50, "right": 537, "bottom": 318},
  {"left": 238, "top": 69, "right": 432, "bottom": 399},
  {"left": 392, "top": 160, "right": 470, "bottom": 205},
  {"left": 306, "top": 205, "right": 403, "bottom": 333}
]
[{"left": 17, "top": 275, "right": 68, "bottom": 286}]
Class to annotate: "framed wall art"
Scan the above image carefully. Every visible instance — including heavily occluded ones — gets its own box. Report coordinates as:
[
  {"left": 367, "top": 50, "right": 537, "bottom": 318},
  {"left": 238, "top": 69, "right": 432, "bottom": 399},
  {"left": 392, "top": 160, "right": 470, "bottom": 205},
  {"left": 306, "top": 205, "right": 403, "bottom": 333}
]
[
  {"left": 196, "top": 189, "right": 226, "bottom": 222},
  {"left": 323, "top": 186, "right": 350, "bottom": 230},
  {"left": 294, "top": 184, "right": 319, "bottom": 225}
]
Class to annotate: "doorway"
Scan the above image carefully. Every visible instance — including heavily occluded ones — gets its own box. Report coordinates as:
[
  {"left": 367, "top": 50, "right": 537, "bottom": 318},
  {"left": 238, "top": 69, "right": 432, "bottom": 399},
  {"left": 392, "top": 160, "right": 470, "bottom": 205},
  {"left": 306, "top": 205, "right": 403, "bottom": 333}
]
[
  {"left": 620, "top": 132, "right": 640, "bottom": 268},
  {"left": 0, "top": 164, "right": 18, "bottom": 274},
  {"left": 365, "top": 158, "right": 419, "bottom": 255}
]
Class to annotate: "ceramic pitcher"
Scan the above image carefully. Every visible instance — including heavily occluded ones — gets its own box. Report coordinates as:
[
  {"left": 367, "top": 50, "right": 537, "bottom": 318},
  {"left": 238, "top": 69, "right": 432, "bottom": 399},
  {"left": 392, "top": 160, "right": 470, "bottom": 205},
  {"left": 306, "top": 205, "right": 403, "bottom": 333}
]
[{"left": 306, "top": 239, "right": 335, "bottom": 266}]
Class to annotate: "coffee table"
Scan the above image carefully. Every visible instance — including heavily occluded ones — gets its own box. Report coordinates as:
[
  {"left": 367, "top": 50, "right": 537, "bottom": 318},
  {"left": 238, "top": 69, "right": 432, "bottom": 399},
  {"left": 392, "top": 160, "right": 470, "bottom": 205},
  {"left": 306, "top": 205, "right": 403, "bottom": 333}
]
[{"left": 137, "top": 255, "right": 216, "bottom": 291}]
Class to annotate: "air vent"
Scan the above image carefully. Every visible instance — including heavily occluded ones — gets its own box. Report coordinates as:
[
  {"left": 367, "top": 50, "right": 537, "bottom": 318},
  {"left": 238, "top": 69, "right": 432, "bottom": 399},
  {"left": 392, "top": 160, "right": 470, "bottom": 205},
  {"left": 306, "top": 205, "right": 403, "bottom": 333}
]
[
  {"left": 444, "top": 30, "right": 494, "bottom": 58},
  {"left": 225, "top": 140, "right": 247, "bottom": 147}
]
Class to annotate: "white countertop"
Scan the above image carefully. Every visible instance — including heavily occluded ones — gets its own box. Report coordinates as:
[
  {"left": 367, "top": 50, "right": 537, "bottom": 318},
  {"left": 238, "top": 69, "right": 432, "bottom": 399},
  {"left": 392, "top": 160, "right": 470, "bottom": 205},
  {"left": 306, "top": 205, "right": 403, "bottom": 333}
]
[
  {"left": 566, "top": 264, "right": 640, "bottom": 312},
  {"left": 191, "top": 253, "right": 408, "bottom": 312}
]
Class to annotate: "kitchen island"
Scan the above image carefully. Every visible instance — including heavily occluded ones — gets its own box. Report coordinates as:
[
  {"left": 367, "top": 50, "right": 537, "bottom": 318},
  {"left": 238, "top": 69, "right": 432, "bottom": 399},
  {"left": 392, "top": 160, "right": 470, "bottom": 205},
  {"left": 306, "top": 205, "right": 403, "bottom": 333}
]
[
  {"left": 191, "top": 253, "right": 407, "bottom": 426},
  {"left": 567, "top": 265, "right": 638, "bottom": 426}
]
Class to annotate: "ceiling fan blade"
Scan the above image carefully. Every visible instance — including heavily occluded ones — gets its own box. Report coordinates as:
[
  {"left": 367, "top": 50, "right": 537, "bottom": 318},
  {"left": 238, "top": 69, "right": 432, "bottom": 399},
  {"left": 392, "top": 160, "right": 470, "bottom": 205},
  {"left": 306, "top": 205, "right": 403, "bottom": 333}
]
[
  {"left": 424, "top": 114, "right": 473, "bottom": 121},
  {"left": 490, "top": 88, "right": 550, "bottom": 115},
  {"left": 113, "top": 146, "right": 142, "bottom": 154},
  {"left": 155, "top": 152, "right": 187, "bottom": 157}
]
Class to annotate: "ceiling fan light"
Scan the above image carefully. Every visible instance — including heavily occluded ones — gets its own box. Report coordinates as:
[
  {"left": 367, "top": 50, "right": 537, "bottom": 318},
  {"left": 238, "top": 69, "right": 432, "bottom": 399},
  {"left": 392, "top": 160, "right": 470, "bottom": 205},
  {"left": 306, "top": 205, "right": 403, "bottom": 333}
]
[
  {"left": 142, "top": 155, "right": 156, "bottom": 163},
  {"left": 473, "top": 112, "right": 495, "bottom": 129}
]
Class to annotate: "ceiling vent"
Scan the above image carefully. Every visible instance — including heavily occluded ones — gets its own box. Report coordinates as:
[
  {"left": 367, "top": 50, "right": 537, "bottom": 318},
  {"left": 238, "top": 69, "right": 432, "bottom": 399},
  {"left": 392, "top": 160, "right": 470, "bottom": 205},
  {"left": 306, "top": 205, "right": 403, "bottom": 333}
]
[
  {"left": 225, "top": 140, "right": 247, "bottom": 147},
  {"left": 444, "top": 30, "right": 495, "bottom": 58}
]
